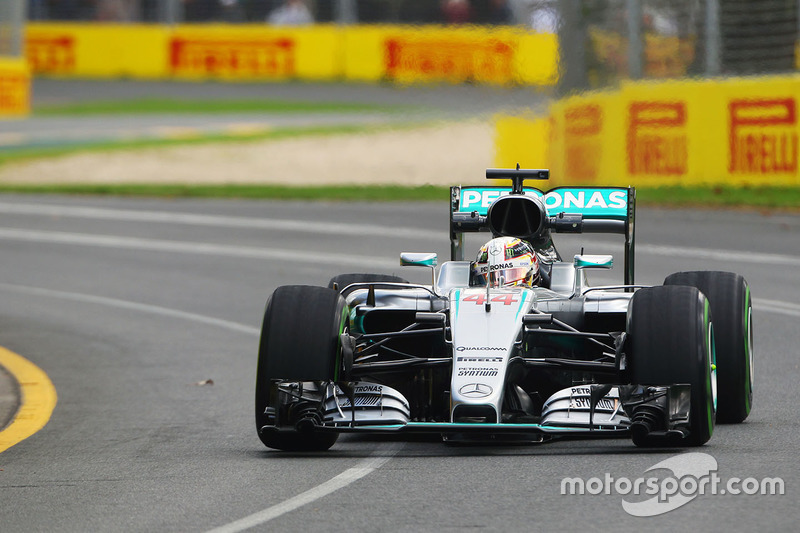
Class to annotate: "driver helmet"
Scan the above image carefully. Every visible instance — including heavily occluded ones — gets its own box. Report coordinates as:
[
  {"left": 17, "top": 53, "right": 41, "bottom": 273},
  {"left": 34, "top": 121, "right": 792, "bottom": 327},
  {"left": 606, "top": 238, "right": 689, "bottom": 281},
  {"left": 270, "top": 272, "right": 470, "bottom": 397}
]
[{"left": 473, "top": 237, "right": 540, "bottom": 287}]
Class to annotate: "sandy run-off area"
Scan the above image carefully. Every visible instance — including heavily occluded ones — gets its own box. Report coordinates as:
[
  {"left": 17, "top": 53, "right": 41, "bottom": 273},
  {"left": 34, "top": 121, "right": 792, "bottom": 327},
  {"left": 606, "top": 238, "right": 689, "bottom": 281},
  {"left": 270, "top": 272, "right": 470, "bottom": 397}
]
[{"left": 0, "top": 120, "right": 494, "bottom": 187}]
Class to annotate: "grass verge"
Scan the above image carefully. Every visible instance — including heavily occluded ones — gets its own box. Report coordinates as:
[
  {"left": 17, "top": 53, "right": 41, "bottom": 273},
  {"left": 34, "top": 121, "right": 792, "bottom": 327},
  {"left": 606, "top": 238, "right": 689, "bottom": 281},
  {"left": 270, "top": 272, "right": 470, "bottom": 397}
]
[
  {"left": 33, "top": 98, "right": 408, "bottom": 116},
  {"left": 0, "top": 183, "right": 450, "bottom": 201},
  {"left": 0, "top": 183, "right": 798, "bottom": 209},
  {"left": 0, "top": 122, "right": 397, "bottom": 167}
]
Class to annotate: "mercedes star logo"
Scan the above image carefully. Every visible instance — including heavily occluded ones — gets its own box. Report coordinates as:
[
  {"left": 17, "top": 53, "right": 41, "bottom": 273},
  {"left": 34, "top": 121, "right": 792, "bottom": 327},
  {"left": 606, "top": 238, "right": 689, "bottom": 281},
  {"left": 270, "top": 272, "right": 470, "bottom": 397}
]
[{"left": 459, "top": 383, "right": 493, "bottom": 398}]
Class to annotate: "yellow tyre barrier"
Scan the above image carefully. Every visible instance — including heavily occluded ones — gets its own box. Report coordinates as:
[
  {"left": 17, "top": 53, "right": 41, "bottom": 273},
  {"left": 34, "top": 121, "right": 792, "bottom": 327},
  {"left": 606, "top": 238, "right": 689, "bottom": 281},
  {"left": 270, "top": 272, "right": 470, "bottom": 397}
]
[
  {"left": 495, "top": 75, "right": 800, "bottom": 188},
  {"left": 25, "top": 23, "right": 559, "bottom": 87},
  {"left": 0, "top": 57, "right": 30, "bottom": 117}
]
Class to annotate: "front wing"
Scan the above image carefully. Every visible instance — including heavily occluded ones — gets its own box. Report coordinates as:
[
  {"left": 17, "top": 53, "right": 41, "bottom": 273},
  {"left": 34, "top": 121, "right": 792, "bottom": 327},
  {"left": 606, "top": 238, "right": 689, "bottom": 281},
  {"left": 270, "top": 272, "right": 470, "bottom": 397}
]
[{"left": 260, "top": 381, "right": 693, "bottom": 442}]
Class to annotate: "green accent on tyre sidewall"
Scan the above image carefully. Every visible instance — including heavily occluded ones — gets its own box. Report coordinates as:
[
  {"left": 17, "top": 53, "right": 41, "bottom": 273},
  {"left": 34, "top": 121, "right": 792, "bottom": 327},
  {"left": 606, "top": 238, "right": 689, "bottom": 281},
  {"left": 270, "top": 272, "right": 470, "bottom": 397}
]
[
  {"left": 744, "top": 286, "right": 753, "bottom": 412},
  {"left": 706, "top": 300, "right": 717, "bottom": 431}
]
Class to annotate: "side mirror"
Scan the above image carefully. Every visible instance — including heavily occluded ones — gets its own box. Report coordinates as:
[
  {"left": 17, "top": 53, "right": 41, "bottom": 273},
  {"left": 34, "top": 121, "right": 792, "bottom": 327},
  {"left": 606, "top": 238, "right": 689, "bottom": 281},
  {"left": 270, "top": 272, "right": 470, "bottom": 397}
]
[
  {"left": 400, "top": 252, "right": 438, "bottom": 268},
  {"left": 574, "top": 254, "right": 613, "bottom": 269},
  {"left": 400, "top": 252, "right": 438, "bottom": 289}
]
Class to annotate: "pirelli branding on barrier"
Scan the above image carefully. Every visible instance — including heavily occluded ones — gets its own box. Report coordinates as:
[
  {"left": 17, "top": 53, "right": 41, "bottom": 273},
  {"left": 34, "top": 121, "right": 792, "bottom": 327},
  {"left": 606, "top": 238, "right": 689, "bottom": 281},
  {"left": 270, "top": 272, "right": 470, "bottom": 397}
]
[
  {"left": 24, "top": 23, "right": 557, "bottom": 86},
  {"left": 0, "top": 58, "right": 30, "bottom": 117},
  {"left": 627, "top": 101, "right": 688, "bottom": 176},
  {"left": 495, "top": 76, "right": 800, "bottom": 187},
  {"left": 728, "top": 98, "right": 798, "bottom": 175},
  {"left": 0, "top": 73, "right": 28, "bottom": 114},
  {"left": 385, "top": 37, "right": 514, "bottom": 84},
  {"left": 564, "top": 104, "right": 603, "bottom": 180},
  {"left": 26, "top": 35, "right": 76, "bottom": 74},
  {"left": 169, "top": 37, "right": 295, "bottom": 78}
]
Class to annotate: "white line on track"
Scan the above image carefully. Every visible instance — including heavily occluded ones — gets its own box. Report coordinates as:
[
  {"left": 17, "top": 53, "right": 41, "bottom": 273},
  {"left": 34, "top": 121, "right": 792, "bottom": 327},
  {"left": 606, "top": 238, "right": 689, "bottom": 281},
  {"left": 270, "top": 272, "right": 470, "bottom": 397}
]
[
  {"left": 0, "top": 202, "right": 440, "bottom": 240},
  {"left": 3, "top": 280, "right": 797, "bottom": 325},
  {"left": 0, "top": 281, "right": 796, "bottom": 528},
  {"left": 0, "top": 281, "right": 403, "bottom": 529},
  {"left": 3, "top": 222, "right": 800, "bottom": 272},
  {"left": 636, "top": 243, "right": 800, "bottom": 267},
  {"left": 206, "top": 442, "right": 404, "bottom": 533},
  {"left": 0, "top": 282, "right": 260, "bottom": 335},
  {"left": 2, "top": 202, "right": 798, "bottom": 528},
  {"left": 2, "top": 201, "right": 800, "bottom": 267},
  {"left": 583, "top": 240, "right": 800, "bottom": 267},
  {"left": 4, "top": 226, "right": 800, "bottom": 270},
  {"left": 754, "top": 298, "right": 800, "bottom": 318},
  {"left": 0, "top": 227, "right": 398, "bottom": 269}
]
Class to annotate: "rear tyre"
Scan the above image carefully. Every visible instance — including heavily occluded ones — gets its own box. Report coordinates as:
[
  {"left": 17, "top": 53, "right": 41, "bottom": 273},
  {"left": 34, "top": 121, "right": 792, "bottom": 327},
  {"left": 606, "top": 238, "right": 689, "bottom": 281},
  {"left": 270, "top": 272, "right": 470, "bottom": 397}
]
[
  {"left": 627, "top": 286, "right": 716, "bottom": 447},
  {"left": 664, "top": 271, "right": 753, "bottom": 423},
  {"left": 255, "top": 285, "right": 345, "bottom": 451},
  {"left": 327, "top": 273, "right": 408, "bottom": 293}
]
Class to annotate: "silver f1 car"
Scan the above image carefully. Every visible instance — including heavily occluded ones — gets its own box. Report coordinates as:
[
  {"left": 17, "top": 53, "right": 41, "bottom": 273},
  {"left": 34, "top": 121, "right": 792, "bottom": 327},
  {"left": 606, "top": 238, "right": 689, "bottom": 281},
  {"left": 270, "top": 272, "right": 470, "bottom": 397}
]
[{"left": 255, "top": 168, "right": 754, "bottom": 450}]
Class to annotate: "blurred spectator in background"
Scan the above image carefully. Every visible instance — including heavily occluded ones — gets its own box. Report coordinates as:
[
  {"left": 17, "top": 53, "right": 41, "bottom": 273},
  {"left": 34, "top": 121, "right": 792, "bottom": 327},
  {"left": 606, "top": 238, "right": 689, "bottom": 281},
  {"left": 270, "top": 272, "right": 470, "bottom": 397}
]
[
  {"left": 48, "top": 0, "right": 94, "bottom": 20},
  {"left": 268, "top": 0, "right": 314, "bottom": 25},
  {"left": 33, "top": 0, "right": 522, "bottom": 24},
  {"left": 219, "top": 0, "right": 245, "bottom": 21},
  {"left": 243, "top": 0, "right": 275, "bottom": 21},
  {"left": 643, "top": 6, "right": 679, "bottom": 36},
  {"left": 183, "top": 0, "right": 219, "bottom": 21},
  {"left": 398, "top": 0, "right": 439, "bottom": 24},
  {"left": 441, "top": 0, "right": 471, "bottom": 24},
  {"left": 485, "top": 0, "right": 512, "bottom": 24},
  {"left": 29, "top": 0, "right": 49, "bottom": 20},
  {"left": 96, "top": 0, "right": 138, "bottom": 21},
  {"left": 529, "top": 0, "right": 559, "bottom": 32}
]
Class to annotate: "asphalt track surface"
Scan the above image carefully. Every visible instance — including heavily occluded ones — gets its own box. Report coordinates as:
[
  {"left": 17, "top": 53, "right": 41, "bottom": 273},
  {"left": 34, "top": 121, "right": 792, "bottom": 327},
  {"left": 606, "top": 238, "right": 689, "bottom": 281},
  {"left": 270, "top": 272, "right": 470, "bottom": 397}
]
[{"left": 0, "top": 195, "right": 798, "bottom": 531}]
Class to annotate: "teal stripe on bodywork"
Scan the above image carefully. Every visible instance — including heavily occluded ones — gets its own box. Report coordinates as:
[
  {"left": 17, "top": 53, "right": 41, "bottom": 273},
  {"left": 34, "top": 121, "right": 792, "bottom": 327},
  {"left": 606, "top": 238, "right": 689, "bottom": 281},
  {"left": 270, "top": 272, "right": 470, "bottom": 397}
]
[
  {"left": 515, "top": 291, "right": 529, "bottom": 322},
  {"left": 575, "top": 256, "right": 613, "bottom": 268},
  {"left": 453, "top": 289, "right": 462, "bottom": 321}
]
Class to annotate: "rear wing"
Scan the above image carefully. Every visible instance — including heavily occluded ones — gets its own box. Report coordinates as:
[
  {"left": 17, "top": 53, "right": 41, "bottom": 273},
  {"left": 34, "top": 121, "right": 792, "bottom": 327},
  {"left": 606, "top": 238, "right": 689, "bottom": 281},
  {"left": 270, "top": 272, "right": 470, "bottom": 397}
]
[{"left": 449, "top": 185, "right": 637, "bottom": 286}]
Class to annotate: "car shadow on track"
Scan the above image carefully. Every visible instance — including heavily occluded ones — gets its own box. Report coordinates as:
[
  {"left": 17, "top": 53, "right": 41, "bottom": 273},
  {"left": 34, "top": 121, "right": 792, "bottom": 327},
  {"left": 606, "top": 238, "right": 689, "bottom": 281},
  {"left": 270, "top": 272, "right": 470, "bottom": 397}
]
[{"left": 246, "top": 433, "right": 701, "bottom": 459}]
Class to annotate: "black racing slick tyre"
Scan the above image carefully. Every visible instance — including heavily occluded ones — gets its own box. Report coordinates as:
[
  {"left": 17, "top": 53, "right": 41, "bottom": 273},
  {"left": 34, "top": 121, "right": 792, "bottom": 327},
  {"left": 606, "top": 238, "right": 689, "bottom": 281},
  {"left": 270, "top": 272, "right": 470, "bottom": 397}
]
[
  {"left": 664, "top": 271, "right": 753, "bottom": 424},
  {"left": 627, "top": 286, "right": 716, "bottom": 447},
  {"left": 255, "top": 285, "right": 346, "bottom": 451},
  {"left": 327, "top": 273, "right": 408, "bottom": 293}
]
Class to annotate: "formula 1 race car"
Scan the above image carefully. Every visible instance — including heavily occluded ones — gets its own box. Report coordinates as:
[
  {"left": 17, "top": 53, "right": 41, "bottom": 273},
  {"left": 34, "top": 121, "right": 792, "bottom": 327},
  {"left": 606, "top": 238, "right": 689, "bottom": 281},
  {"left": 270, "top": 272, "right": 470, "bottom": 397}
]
[{"left": 255, "top": 168, "right": 754, "bottom": 451}]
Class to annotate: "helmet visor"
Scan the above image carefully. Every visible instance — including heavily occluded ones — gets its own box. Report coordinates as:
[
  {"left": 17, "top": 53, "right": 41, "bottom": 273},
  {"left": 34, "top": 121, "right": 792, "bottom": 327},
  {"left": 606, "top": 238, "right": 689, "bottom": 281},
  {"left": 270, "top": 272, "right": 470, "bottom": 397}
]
[{"left": 488, "top": 266, "right": 531, "bottom": 287}]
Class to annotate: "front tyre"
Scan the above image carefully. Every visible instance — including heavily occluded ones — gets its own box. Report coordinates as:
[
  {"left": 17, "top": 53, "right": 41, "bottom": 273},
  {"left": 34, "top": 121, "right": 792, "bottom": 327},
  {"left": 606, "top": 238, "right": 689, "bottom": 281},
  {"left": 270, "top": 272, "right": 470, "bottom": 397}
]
[
  {"left": 665, "top": 271, "right": 753, "bottom": 423},
  {"left": 255, "top": 285, "right": 346, "bottom": 451},
  {"left": 627, "top": 285, "right": 716, "bottom": 447}
]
